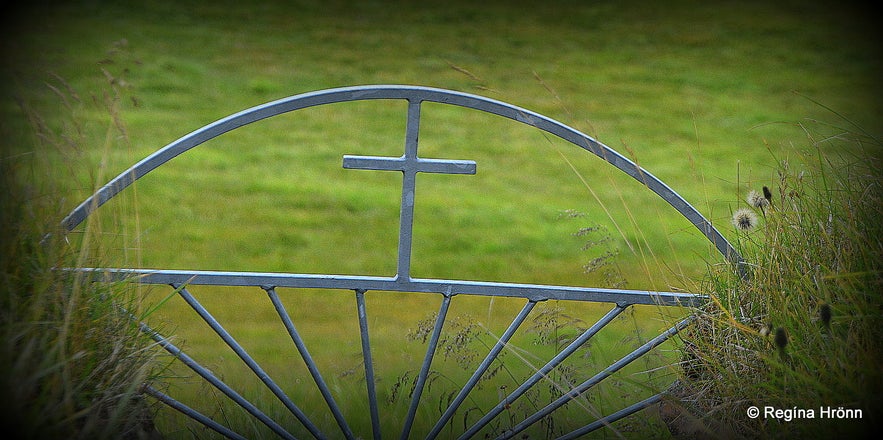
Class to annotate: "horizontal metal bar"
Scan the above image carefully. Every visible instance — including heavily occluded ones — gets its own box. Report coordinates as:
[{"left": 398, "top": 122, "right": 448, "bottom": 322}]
[
  {"left": 143, "top": 385, "right": 248, "bottom": 440},
  {"left": 67, "top": 268, "right": 704, "bottom": 307},
  {"left": 343, "top": 155, "right": 477, "bottom": 175}
]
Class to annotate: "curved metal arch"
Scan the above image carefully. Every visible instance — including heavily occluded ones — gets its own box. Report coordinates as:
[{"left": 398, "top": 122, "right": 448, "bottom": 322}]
[{"left": 62, "top": 84, "right": 740, "bottom": 263}]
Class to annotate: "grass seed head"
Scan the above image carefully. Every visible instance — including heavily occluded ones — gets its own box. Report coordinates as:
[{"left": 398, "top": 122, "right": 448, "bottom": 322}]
[
  {"left": 732, "top": 208, "right": 759, "bottom": 231},
  {"left": 774, "top": 327, "right": 788, "bottom": 351},
  {"left": 819, "top": 303, "right": 832, "bottom": 328}
]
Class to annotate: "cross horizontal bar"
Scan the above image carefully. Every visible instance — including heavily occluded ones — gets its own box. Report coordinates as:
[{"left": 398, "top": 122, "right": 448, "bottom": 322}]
[
  {"left": 343, "top": 155, "right": 476, "bottom": 175},
  {"left": 66, "top": 268, "right": 704, "bottom": 307}
]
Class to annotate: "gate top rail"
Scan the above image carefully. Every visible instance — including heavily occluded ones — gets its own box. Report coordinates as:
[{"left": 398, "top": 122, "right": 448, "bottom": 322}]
[{"left": 61, "top": 85, "right": 741, "bottom": 266}]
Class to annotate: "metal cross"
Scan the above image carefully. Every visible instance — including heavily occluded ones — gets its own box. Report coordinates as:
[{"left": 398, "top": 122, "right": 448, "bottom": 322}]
[{"left": 343, "top": 100, "right": 476, "bottom": 281}]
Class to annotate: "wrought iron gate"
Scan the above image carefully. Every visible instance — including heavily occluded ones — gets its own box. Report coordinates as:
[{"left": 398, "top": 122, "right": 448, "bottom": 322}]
[{"left": 62, "top": 86, "right": 741, "bottom": 439}]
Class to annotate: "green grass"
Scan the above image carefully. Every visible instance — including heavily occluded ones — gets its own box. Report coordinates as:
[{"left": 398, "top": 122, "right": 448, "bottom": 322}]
[{"left": 2, "top": 0, "right": 880, "bottom": 438}]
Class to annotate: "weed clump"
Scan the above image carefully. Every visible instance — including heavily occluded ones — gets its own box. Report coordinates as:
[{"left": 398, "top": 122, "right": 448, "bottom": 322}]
[
  {"left": 669, "top": 121, "right": 882, "bottom": 439},
  {"left": 0, "top": 153, "right": 161, "bottom": 440},
  {"left": 0, "top": 62, "right": 160, "bottom": 439}
]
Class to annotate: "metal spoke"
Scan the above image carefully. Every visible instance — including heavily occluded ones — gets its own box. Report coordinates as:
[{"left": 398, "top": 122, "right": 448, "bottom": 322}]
[
  {"left": 497, "top": 316, "right": 695, "bottom": 439},
  {"left": 400, "top": 294, "right": 452, "bottom": 440},
  {"left": 555, "top": 393, "right": 663, "bottom": 440},
  {"left": 458, "top": 303, "right": 628, "bottom": 440},
  {"left": 426, "top": 299, "right": 538, "bottom": 440},
  {"left": 143, "top": 385, "right": 249, "bottom": 440},
  {"left": 173, "top": 284, "right": 325, "bottom": 439},
  {"left": 265, "top": 286, "right": 355, "bottom": 440},
  {"left": 356, "top": 289, "right": 382, "bottom": 440},
  {"left": 138, "top": 321, "right": 296, "bottom": 440}
]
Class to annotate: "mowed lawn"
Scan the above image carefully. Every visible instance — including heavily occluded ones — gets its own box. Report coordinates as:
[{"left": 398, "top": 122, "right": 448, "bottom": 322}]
[{"left": 2, "top": 0, "right": 879, "bottom": 438}]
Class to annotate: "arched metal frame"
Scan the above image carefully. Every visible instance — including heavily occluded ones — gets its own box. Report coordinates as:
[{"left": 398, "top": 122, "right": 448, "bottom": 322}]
[{"left": 64, "top": 85, "right": 740, "bottom": 439}]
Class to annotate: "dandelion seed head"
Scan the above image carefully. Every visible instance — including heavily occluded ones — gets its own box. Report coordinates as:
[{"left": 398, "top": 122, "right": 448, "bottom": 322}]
[
  {"left": 747, "top": 190, "right": 770, "bottom": 210},
  {"left": 732, "top": 208, "right": 758, "bottom": 230}
]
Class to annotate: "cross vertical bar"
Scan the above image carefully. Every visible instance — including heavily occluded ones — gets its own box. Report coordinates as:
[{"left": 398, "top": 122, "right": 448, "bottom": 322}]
[
  {"left": 396, "top": 99, "right": 421, "bottom": 281},
  {"left": 265, "top": 286, "right": 356, "bottom": 440},
  {"left": 356, "top": 289, "right": 382, "bottom": 440},
  {"left": 400, "top": 294, "right": 453, "bottom": 440},
  {"left": 425, "top": 299, "right": 538, "bottom": 440}
]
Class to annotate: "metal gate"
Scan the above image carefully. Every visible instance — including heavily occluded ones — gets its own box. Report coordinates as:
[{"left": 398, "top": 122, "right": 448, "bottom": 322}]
[{"left": 62, "top": 86, "right": 741, "bottom": 439}]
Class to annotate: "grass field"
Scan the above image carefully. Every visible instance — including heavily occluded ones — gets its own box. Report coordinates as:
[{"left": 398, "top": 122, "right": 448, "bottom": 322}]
[{"left": 2, "top": 0, "right": 880, "bottom": 438}]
